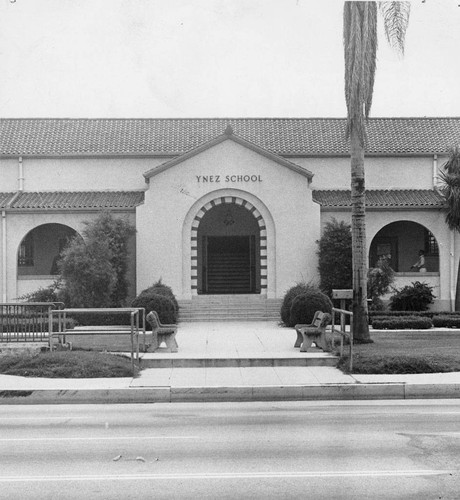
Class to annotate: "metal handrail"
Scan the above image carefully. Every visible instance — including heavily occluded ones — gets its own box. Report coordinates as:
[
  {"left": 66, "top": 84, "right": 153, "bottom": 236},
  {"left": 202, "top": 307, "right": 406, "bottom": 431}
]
[
  {"left": 50, "top": 307, "right": 145, "bottom": 372},
  {"left": 331, "top": 307, "right": 354, "bottom": 372}
]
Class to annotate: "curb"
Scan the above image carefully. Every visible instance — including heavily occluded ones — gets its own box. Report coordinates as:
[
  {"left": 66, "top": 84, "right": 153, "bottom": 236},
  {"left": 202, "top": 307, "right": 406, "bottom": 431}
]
[{"left": 2, "top": 382, "right": 460, "bottom": 404}]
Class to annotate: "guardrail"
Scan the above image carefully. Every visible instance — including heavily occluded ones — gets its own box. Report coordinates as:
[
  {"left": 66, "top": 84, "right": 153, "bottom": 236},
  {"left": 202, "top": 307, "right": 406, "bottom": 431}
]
[
  {"left": 331, "top": 307, "right": 353, "bottom": 371},
  {"left": 0, "top": 302, "right": 64, "bottom": 343},
  {"left": 50, "top": 308, "right": 145, "bottom": 371}
]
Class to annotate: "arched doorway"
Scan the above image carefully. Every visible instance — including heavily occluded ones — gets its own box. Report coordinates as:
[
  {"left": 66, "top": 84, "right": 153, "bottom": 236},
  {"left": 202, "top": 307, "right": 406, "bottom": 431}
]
[
  {"left": 191, "top": 197, "right": 267, "bottom": 295},
  {"left": 369, "top": 221, "right": 440, "bottom": 273}
]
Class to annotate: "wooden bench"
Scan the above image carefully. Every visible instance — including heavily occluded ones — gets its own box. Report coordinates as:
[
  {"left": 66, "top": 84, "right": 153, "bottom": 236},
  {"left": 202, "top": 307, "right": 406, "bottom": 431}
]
[
  {"left": 146, "top": 311, "right": 178, "bottom": 353},
  {"left": 294, "top": 311, "right": 332, "bottom": 352}
]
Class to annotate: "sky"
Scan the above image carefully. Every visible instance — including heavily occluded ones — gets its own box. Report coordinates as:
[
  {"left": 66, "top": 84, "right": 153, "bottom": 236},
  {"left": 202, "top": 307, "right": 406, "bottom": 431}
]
[{"left": 0, "top": 0, "right": 459, "bottom": 118}]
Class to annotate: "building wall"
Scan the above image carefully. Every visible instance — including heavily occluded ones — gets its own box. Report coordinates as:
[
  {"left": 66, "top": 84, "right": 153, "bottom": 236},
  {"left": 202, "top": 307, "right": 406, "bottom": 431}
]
[
  {"left": 0, "top": 158, "right": 19, "bottom": 191},
  {"left": 136, "top": 139, "right": 320, "bottom": 299},
  {"left": 1, "top": 157, "right": 163, "bottom": 192},
  {"left": 298, "top": 156, "right": 436, "bottom": 190},
  {"left": 2, "top": 154, "right": 445, "bottom": 192}
]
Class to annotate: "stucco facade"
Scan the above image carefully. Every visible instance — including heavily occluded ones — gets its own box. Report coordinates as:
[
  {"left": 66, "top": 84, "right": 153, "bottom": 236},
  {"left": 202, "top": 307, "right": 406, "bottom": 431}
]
[{"left": 1, "top": 117, "right": 459, "bottom": 310}]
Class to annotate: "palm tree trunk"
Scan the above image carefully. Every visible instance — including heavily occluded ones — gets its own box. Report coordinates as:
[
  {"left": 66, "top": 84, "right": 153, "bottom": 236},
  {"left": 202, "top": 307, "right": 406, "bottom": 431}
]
[
  {"left": 350, "top": 128, "right": 371, "bottom": 342},
  {"left": 455, "top": 258, "right": 460, "bottom": 311}
]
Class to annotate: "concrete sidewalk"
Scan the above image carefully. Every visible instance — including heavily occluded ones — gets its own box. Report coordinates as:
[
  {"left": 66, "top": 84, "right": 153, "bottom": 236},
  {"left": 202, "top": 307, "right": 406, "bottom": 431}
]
[{"left": 1, "top": 321, "right": 460, "bottom": 404}]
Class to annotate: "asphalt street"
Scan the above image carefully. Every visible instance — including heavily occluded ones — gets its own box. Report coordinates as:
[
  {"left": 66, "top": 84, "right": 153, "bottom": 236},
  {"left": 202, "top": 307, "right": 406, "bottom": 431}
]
[{"left": 0, "top": 400, "right": 459, "bottom": 499}]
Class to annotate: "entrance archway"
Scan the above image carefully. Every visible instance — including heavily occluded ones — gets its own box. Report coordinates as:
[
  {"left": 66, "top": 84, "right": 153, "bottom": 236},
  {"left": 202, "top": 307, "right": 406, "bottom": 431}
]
[{"left": 191, "top": 196, "right": 267, "bottom": 295}]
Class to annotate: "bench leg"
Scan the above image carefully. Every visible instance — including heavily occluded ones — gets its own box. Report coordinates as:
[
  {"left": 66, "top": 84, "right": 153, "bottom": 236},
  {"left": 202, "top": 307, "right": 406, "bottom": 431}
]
[
  {"left": 300, "top": 334, "right": 316, "bottom": 352},
  {"left": 163, "top": 333, "right": 178, "bottom": 353},
  {"left": 150, "top": 332, "right": 159, "bottom": 351},
  {"left": 315, "top": 332, "right": 332, "bottom": 352},
  {"left": 294, "top": 329, "right": 303, "bottom": 348}
]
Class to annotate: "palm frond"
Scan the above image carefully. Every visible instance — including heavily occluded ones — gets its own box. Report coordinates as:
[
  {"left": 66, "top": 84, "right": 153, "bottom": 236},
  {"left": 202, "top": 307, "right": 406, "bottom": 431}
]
[
  {"left": 439, "top": 146, "right": 460, "bottom": 231},
  {"left": 442, "top": 145, "right": 460, "bottom": 175},
  {"left": 378, "top": 2, "right": 411, "bottom": 55}
]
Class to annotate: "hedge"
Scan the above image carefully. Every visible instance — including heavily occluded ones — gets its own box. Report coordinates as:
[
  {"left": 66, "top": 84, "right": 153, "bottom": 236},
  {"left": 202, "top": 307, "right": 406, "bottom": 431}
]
[
  {"left": 371, "top": 316, "right": 433, "bottom": 330},
  {"left": 432, "top": 316, "right": 460, "bottom": 328},
  {"left": 369, "top": 311, "right": 460, "bottom": 319}
]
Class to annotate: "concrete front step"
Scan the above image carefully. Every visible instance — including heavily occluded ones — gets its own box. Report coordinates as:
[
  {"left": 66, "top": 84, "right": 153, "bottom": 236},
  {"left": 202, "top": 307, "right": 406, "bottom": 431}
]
[
  {"left": 178, "top": 296, "right": 282, "bottom": 322},
  {"left": 179, "top": 316, "right": 280, "bottom": 322},
  {"left": 140, "top": 353, "right": 338, "bottom": 368}
]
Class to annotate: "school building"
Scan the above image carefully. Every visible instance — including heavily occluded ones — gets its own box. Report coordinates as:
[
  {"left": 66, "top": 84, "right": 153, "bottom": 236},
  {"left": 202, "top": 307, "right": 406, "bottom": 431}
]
[{"left": 1, "top": 117, "right": 459, "bottom": 313}]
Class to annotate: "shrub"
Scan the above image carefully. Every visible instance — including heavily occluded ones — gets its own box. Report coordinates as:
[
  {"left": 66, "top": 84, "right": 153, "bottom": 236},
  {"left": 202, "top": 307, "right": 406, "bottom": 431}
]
[
  {"left": 131, "top": 291, "right": 177, "bottom": 324},
  {"left": 59, "top": 236, "right": 117, "bottom": 307},
  {"left": 317, "top": 219, "right": 352, "bottom": 296},
  {"left": 280, "top": 282, "right": 317, "bottom": 325},
  {"left": 288, "top": 289, "right": 333, "bottom": 327},
  {"left": 371, "top": 316, "right": 433, "bottom": 330},
  {"left": 367, "top": 258, "right": 394, "bottom": 311},
  {"left": 389, "top": 281, "right": 435, "bottom": 311},
  {"left": 139, "top": 280, "right": 178, "bottom": 312},
  {"left": 432, "top": 316, "right": 460, "bottom": 328},
  {"left": 59, "top": 212, "right": 135, "bottom": 308},
  {"left": 16, "top": 279, "right": 65, "bottom": 304}
]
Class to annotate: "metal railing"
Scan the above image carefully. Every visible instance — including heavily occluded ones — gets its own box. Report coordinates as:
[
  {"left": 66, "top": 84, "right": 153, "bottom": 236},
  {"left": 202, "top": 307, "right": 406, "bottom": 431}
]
[
  {"left": 331, "top": 307, "right": 354, "bottom": 371},
  {"left": 0, "top": 302, "right": 64, "bottom": 343},
  {"left": 50, "top": 308, "right": 145, "bottom": 371}
]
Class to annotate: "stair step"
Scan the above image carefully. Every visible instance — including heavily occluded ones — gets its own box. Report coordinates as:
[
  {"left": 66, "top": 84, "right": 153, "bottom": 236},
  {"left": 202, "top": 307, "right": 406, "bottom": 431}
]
[{"left": 178, "top": 296, "right": 282, "bottom": 322}]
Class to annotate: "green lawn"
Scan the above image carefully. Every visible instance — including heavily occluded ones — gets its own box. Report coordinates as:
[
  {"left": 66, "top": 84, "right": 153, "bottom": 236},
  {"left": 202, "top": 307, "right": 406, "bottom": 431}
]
[
  {"left": 337, "top": 330, "right": 460, "bottom": 374},
  {"left": 0, "top": 351, "right": 137, "bottom": 378}
]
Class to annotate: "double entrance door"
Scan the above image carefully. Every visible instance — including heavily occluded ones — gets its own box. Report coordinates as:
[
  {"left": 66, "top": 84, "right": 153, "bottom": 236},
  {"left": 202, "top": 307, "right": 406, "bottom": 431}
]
[{"left": 202, "top": 235, "right": 257, "bottom": 294}]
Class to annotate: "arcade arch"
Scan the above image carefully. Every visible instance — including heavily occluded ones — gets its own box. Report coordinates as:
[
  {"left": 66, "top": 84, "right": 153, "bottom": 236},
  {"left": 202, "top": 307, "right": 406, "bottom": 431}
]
[
  {"left": 17, "top": 223, "right": 79, "bottom": 277},
  {"left": 369, "top": 221, "right": 440, "bottom": 273}
]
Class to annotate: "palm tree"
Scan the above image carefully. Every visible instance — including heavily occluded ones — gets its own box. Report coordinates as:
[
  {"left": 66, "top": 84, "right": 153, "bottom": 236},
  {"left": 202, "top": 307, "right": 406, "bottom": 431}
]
[
  {"left": 343, "top": 2, "right": 410, "bottom": 342},
  {"left": 439, "top": 145, "right": 460, "bottom": 310}
]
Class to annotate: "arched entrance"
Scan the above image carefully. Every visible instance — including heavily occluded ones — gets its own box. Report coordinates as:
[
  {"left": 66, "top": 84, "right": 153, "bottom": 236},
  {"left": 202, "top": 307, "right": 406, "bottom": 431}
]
[{"left": 191, "top": 196, "right": 267, "bottom": 295}]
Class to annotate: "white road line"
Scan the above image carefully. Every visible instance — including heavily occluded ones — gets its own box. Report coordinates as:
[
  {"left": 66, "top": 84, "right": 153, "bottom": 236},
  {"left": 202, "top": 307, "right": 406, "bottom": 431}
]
[
  {"left": 0, "top": 470, "right": 455, "bottom": 483},
  {"left": 0, "top": 436, "right": 199, "bottom": 442},
  {"left": 0, "top": 417, "right": 88, "bottom": 421}
]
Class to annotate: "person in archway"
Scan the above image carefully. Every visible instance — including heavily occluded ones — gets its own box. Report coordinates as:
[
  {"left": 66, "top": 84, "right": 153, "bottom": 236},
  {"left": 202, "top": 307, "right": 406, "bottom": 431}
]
[{"left": 411, "top": 250, "right": 427, "bottom": 273}]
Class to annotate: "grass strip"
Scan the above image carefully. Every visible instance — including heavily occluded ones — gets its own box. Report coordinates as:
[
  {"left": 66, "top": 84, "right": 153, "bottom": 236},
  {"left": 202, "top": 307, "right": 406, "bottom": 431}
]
[{"left": 0, "top": 351, "right": 137, "bottom": 378}]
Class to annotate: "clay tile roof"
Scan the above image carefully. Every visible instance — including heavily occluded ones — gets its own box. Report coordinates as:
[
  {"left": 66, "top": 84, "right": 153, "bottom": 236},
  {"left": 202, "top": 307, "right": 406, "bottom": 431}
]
[
  {"left": 0, "top": 192, "right": 15, "bottom": 209},
  {"left": 312, "top": 189, "right": 446, "bottom": 208},
  {"left": 1, "top": 118, "right": 460, "bottom": 156},
  {"left": 6, "top": 191, "right": 144, "bottom": 210}
]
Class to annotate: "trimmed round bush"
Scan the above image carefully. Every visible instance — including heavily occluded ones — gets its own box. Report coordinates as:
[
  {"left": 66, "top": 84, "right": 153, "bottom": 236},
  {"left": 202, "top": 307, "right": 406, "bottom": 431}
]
[
  {"left": 288, "top": 289, "right": 333, "bottom": 327},
  {"left": 131, "top": 292, "right": 177, "bottom": 324},
  {"left": 137, "top": 281, "right": 179, "bottom": 312},
  {"left": 281, "top": 283, "right": 317, "bottom": 325}
]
